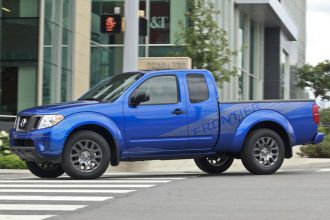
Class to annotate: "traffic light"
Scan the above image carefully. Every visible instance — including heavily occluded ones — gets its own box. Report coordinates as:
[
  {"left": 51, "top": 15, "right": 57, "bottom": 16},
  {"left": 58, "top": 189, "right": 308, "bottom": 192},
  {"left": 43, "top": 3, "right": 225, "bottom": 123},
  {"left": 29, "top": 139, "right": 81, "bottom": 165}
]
[
  {"left": 100, "top": 14, "right": 148, "bottom": 37},
  {"left": 100, "top": 14, "right": 122, "bottom": 33}
]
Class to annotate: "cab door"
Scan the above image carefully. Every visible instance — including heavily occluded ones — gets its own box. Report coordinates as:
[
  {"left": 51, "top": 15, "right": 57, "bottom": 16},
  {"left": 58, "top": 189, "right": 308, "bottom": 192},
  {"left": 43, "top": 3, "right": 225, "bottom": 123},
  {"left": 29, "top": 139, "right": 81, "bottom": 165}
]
[
  {"left": 123, "top": 73, "right": 189, "bottom": 155},
  {"left": 184, "top": 73, "right": 220, "bottom": 149}
]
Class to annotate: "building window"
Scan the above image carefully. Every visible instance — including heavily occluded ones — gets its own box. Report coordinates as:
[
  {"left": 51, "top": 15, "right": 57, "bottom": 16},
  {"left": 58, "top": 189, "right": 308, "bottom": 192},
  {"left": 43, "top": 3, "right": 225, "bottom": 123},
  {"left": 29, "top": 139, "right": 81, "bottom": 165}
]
[
  {"left": 238, "top": 14, "right": 246, "bottom": 100},
  {"left": 0, "top": 0, "right": 39, "bottom": 18},
  {"left": 280, "top": 50, "right": 290, "bottom": 99},
  {"left": 249, "top": 21, "right": 256, "bottom": 100},
  {"left": 90, "top": 0, "right": 187, "bottom": 87},
  {"left": 146, "top": 0, "right": 170, "bottom": 44},
  {"left": 42, "top": 0, "right": 74, "bottom": 104},
  {"left": 0, "top": 0, "right": 39, "bottom": 115}
]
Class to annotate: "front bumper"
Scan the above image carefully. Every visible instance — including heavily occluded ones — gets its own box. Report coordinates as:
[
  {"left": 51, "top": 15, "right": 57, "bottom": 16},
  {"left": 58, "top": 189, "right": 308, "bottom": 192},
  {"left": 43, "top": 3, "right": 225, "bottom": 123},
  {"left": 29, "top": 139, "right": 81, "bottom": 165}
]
[
  {"left": 10, "top": 147, "right": 60, "bottom": 163},
  {"left": 9, "top": 127, "right": 65, "bottom": 163},
  {"left": 312, "top": 132, "right": 325, "bottom": 145}
]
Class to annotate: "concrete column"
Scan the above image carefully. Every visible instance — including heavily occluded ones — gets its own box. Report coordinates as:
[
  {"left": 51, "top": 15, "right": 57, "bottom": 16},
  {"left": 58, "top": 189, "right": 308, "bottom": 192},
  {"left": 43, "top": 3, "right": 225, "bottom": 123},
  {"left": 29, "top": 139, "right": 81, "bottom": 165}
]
[
  {"left": 71, "top": 0, "right": 92, "bottom": 100},
  {"left": 123, "top": 0, "right": 139, "bottom": 72}
]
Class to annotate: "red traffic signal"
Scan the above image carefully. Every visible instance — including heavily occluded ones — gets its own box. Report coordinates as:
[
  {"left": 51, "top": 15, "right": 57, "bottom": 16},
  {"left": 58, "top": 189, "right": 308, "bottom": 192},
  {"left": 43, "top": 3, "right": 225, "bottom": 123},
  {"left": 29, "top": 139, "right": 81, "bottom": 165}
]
[{"left": 101, "top": 14, "right": 122, "bottom": 33}]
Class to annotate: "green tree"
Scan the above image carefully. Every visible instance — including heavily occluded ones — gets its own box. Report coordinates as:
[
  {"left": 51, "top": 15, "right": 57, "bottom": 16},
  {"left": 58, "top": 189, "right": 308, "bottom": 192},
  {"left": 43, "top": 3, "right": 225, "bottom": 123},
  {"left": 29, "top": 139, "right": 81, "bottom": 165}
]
[
  {"left": 176, "top": 0, "right": 236, "bottom": 86},
  {"left": 297, "top": 60, "right": 330, "bottom": 100}
]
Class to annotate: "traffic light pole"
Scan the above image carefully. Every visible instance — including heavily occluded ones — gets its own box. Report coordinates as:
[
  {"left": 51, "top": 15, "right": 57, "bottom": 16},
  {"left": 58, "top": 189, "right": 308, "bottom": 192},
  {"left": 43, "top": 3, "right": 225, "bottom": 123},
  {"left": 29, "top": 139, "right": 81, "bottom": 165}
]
[{"left": 123, "top": 0, "right": 139, "bottom": 72}]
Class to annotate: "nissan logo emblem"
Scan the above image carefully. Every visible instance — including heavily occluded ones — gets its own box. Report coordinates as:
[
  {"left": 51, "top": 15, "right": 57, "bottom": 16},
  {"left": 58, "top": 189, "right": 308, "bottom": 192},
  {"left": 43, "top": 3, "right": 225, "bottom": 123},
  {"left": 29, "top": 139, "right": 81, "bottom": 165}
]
[{"left": 20, "top": 118, "right": 27, "bottom": 128}]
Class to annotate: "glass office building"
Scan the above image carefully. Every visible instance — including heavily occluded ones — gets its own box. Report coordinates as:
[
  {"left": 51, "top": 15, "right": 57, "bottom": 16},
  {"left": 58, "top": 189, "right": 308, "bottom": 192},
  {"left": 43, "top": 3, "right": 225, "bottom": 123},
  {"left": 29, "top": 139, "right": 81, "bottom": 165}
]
[{"left": 0, "top": 0, "right": 307, "bottom": 123}]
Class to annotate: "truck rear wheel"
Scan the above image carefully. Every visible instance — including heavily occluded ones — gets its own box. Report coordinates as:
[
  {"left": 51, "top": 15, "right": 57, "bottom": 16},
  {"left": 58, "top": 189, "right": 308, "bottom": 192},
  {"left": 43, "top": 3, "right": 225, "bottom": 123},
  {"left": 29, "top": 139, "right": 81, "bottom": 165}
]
[
  {"left": 62, "top": 131, "right": 111, "bottom": 179},
  {"left": 194, "top": 153, "right": 234, "bottom": 174},
  {"left": 26, "top": 162, "right": 64, "bottom": 178},
  {"left": 241, "top": 128, "right": 285, "bottom": 175}
]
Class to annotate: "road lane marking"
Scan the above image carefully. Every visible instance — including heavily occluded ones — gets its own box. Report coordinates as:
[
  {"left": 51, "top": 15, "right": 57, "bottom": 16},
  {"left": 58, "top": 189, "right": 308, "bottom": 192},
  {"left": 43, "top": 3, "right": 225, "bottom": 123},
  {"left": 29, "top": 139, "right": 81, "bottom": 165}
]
[
  {"left": 0, "top": 195, "right": 113, "bottom": 201},
  {"left": 0, "top": 180, "right": 171, "bottom": 183},
  {"left": 0, "top": 189, "right": 135, "bottom": 193},
  {"left": 278, "top": 169, "right": 307, "bottom": 172},
  {"left": 0, "top": 204, "right": 86, "bottom": 211},
  {"left": 0, "top": 175, "right": 187, "bottom": 220},
  {"left": 0, "top": 215, "right": 55, "bottom": 220},
  {"left": 316, "top": 168, "right": 330, "bottom": 172},
  {"left": 0, "top": 184, "right": 154, "bottom": 188}
]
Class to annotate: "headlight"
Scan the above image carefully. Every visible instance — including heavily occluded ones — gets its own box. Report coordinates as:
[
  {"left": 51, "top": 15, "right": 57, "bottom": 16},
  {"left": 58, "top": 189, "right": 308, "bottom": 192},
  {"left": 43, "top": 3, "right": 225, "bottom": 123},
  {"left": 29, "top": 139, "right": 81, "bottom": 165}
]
[
  {"left": 38, "top": 115, "right": 64, "bottom": 129},
  {"left": 14, "top": 117, "right": 19, "bottom": 129}
]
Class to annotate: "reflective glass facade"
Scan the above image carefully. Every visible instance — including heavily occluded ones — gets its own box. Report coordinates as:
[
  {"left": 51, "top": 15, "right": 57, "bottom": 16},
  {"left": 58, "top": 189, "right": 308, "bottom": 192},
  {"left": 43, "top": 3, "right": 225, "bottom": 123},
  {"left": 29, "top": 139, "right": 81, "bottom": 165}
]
[
  {"left": 0, "top": 0, "right": 39, "bottom": 115},
  {"left": 0, "top": 0, "right": 307, "bottom": 121},
  {"left": 43, "top": 0, "right": 74, "bottom": 104},
  {"left": 90, "top": 0, "right": 187, "bottom": 87}
]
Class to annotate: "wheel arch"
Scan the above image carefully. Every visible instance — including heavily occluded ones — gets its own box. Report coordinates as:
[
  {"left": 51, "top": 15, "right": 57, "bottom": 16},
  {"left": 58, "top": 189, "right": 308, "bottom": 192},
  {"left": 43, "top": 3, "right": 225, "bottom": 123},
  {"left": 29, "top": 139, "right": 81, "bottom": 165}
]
[
  {"left": 244, "top": 121, "right": 292, "bottom": 158},
  {"left": 65, "top": 124, "right": 120, "bottom": 166},
  {"left": 232, "top": 110, "right": 295, "bottom": 159},
  {"left": 61, "top": 112, "right": 123, "bottom": 166}
]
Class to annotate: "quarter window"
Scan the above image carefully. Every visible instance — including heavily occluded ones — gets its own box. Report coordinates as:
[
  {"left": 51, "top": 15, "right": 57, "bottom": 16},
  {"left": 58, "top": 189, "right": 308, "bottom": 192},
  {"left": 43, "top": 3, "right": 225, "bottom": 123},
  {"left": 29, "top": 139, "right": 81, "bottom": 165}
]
[
  {"left": 131, "top": 75, "right": 179, "bottom": 105},
  {"left": 187, "top": 74, "right": 209, "bottom": 103}
]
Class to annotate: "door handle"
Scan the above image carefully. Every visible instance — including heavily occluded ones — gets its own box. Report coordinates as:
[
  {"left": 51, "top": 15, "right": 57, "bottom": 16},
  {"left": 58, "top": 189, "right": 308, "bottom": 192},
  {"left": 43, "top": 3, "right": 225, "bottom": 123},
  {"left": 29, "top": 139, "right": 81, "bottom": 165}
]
[{"left": 172, "top": 108, "right": 184, "bottom": 115}]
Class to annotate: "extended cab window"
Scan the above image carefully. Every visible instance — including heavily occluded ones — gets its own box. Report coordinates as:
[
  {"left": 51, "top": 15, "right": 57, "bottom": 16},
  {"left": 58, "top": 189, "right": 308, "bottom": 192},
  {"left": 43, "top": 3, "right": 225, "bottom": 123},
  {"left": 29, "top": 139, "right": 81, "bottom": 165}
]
[
  {"left": 187, "top": 74, "right": 209, "bottom": 103},
  {"left": 131, "top": 75, "right": 179, "bottom": 105}
]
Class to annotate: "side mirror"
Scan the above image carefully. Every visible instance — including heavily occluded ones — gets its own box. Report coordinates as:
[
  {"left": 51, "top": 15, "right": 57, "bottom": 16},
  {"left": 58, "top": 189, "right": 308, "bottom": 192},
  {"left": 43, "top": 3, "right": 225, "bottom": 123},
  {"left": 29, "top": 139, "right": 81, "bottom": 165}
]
[{"left": 130, "top": 93, "right": 150, "bottom": 106}]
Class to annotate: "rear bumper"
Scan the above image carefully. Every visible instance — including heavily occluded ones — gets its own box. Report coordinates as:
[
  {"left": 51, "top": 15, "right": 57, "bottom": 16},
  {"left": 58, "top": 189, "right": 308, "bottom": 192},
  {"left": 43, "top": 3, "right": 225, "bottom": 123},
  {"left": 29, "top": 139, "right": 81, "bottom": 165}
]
[{"left": 312, "top": 133, "right": 324, "bottom": 145}]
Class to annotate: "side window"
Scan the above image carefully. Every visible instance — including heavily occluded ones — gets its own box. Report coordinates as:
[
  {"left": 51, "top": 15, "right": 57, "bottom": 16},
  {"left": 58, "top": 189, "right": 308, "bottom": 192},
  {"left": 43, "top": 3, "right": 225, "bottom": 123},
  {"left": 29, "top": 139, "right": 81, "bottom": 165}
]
[
  {"left": 186, "top": 74, "right": 209, "bottom": 103},
  {"left": 131, "top": 75, "right": 179, "bottom": 105}
]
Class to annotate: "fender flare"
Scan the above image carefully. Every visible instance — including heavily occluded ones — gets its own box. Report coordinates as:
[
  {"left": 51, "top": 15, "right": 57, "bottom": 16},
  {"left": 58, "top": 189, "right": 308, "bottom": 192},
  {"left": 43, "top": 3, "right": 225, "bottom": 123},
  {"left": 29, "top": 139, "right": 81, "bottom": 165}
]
[
  {"left": 60, "top": 112, "right": 125, "bottom": 157},
  {"left": 231, "top": 110, "right": 296, "bottom": 152}
]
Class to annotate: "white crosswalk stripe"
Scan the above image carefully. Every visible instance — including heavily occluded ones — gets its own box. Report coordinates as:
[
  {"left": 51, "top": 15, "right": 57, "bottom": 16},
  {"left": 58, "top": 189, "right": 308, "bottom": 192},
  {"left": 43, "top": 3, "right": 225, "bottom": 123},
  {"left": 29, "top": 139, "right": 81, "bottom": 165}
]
[
  {"left": 0, "top": 179, "right": 172, "bottom": 183},
  {"left": 0, "top": 215, "right": 55, "bottom": 220},
  {"left": 316, "top": 168, "right": 330, "bottom": 172},
  {"left": 0, "top": 189, "right": 135, "bottom": 193},
  {"left": 0, "top": 184, "right": 155, "bottom": 188},
  {"left": 0, "top": 175, "right": 185, "bottom": 220},
  {"left": 0, "top": 195, "right": 112, "bottom": 201},
  {"left": 0, "top": 204, "right": 86, "bottom": 211}
]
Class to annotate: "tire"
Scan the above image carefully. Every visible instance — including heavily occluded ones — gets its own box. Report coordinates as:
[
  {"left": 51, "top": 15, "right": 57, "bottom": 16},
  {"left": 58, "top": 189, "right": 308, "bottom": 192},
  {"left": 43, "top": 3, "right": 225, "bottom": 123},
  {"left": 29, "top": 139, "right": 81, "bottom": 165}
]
[
  {"left": 194, "top": 153, "right": 234, "bottom": 174},
  {"left": 61, "top": 131, "right": 111, "bottom": 179},
  {"left": 26, "top": 162, "right": 64, "bottom": 178},
  {"left": 241, "top": 128, "right": 285, "bottom": 175}
]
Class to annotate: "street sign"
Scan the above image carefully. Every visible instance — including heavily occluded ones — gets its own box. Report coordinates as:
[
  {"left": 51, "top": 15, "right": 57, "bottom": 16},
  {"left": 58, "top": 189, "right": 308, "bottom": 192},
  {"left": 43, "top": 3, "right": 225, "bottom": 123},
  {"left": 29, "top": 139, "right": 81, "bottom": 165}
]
[{"left": 138, "top": 57, "right": 192, "bottom": 70}]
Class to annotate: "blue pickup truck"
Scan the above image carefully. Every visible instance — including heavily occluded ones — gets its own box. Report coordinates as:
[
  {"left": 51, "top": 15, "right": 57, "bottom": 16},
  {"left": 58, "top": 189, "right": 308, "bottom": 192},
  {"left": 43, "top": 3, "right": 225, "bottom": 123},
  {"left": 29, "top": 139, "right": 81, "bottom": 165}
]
[{"left": 10, "top": 70, "right": 324, "bottom": 179}]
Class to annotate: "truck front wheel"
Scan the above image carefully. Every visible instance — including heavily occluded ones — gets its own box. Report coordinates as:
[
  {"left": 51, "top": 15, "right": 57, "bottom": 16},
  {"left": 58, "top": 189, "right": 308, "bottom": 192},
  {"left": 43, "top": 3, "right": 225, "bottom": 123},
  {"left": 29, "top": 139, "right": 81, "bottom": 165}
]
[
  {"left": 26, "top": 162, "right": 64, "bottom": 178},
  {"left": 241, "top": 128, "right": 285, "bottom": 175},
  {"left": 62, "top": 131, "right": 111, "bottom": 179},
  {"left": 194, "top": 153, "right": 234, "bottom": 174}
]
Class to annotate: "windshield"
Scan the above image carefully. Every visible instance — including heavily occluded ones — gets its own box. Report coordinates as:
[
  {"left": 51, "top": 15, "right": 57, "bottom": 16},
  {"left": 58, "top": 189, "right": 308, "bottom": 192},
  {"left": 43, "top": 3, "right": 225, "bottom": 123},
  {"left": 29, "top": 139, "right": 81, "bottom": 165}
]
[{"left": 78, "top": 73, "right": 143, "bottom": 102}]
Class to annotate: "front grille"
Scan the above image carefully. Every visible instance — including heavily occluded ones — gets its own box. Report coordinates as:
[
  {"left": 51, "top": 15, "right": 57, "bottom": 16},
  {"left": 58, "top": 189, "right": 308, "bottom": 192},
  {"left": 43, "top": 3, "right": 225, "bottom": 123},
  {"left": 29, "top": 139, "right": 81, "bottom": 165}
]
[
  {"left": 13, "top": 139, "right": 34, "bottom": 147},
  {"left": 16, "top": 116, "right": 41, "bottom": 132}
]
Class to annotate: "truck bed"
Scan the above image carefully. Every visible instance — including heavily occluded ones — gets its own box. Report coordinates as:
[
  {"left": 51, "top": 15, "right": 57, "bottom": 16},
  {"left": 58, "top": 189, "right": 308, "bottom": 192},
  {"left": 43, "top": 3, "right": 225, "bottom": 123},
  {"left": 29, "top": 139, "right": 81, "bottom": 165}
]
[{"left": 217, "top": 100, "right": 317, "bottom": 152}]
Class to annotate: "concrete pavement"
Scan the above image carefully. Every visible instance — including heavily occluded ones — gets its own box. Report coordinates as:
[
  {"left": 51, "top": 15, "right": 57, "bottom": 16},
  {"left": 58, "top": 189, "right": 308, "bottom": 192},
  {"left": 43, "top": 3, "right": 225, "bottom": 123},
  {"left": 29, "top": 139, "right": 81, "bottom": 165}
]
[
  {"left": 1, "top": 149, "right": 330, "bottom": 220},
  {"left": 1, "top": 166, "right": 330, "bottom": 220},
  {"left": 50, "top": 168, "right": 330, "bottom": 220}
]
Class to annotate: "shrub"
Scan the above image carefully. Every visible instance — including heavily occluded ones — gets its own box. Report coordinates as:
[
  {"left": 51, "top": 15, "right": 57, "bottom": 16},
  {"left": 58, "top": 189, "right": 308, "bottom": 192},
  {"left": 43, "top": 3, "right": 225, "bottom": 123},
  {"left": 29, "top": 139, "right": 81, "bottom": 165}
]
[
  {"left": 299, "top": 109, "right": 330, "bottom": 158},
  {"left": 320, "top": 108, "right": 330, "bottom": 132},
  {"left": 0, "top": 131, "right": 27, "bottom": 169},
  {"left": 298, "top": 132, "right": 330, "bottom": 158},
  {"left": 0, "top": 154, "right": 26, "bottom": 169}
]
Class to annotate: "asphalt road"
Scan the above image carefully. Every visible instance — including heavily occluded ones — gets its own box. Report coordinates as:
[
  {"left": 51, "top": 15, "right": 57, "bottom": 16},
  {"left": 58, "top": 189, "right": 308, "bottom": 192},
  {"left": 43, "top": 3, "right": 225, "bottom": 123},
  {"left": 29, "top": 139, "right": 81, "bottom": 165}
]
[{"left": 1, "top": 163, "right": 330, "bottom": 220}]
